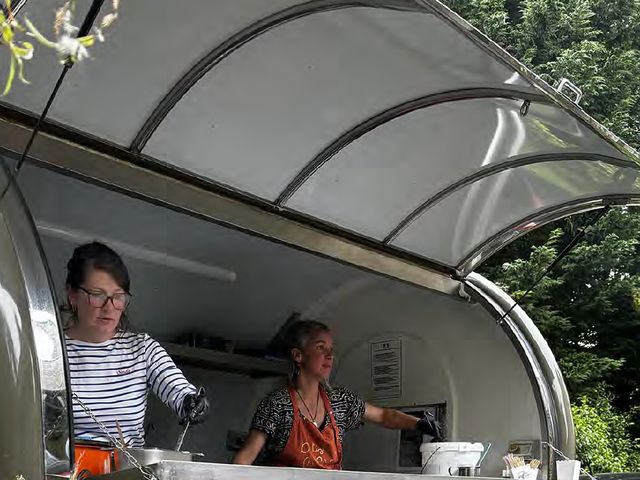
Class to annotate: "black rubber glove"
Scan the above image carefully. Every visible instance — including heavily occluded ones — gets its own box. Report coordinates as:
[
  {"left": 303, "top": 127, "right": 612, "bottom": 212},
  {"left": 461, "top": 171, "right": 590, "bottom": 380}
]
[
  {"left": 180, "top": 388, "right": 209, "bottom": 425},
  {"left": 416, "top": 412, "right": 443, "bottom": 441}
]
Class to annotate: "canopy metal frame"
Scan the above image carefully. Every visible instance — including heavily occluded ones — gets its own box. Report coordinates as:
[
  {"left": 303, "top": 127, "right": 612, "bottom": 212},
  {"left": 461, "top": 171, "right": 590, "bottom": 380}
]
[
  {"left": 0, "top": 0, "right": 638, "bottom": 281},
  {"left": 6, "top": 98, "right": 637, "bottom": 288},
  {"left": 383, "top": 152, "right": 640, "bottom": 243},
  {"left": 274, "top": 86, "right": 551, "bottom": 205},
  {"left": 126, "top": 0, "right": 640, "bottom": 167},
  {"left": 128, "top": 0, "right": 422, "bottom": 154},
  {"left": 123, "top": 0, "right": 640, "bottom": 275},
  {"left": 0, "top": 110, "right": 464, "bottom": 295},
  {"left": 457, "top": 194, "right": 640, "bottom": 275}
]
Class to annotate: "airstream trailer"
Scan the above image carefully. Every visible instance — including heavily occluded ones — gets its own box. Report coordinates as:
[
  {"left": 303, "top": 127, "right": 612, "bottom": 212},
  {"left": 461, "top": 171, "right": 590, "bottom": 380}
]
[{"left": 0, "top": 1, "right": 638, "bottom": 480}]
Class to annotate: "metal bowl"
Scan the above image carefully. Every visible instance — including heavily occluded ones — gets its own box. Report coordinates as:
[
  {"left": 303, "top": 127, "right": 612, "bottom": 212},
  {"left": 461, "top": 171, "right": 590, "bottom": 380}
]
[{"left": 117, "top": 448, "right": 201, "bottom": 471}]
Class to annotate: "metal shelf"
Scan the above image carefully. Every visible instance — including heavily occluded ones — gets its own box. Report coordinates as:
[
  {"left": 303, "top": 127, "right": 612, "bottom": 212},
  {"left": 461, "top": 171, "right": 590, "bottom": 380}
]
[{"left": 162, "top": 342, "right": 288, "bottom": 377}]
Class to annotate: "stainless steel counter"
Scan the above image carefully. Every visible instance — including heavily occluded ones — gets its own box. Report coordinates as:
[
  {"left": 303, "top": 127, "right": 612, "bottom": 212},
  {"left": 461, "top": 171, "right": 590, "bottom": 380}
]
[{"left": 94, "top": 461, "right": 499, "bottom": 480}]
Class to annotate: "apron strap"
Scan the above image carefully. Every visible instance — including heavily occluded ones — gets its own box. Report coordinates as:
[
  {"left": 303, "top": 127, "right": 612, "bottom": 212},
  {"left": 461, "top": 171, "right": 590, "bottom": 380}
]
[
  {"left": 319, "top": 386, "right": 342, "bottom": 463},
  {"left": 287, "top": 386, "right": 300, "bottom": 421}
]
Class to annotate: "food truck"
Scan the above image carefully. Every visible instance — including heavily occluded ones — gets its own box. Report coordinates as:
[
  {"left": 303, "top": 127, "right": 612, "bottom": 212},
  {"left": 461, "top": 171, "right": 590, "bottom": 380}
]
[{"left": 0, "top": 1, "right": 639, "bottom": 479}]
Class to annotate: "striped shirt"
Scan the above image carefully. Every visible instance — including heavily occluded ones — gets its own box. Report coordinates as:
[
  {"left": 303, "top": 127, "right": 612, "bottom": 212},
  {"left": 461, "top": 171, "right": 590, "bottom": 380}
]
[{"left": 66, "top": 332, "right": 197, "bottom": 447}]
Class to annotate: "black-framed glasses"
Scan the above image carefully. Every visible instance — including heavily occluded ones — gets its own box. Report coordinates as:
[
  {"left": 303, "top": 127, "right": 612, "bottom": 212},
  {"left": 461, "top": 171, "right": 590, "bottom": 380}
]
[{"left": 78, "top": 287, "right": 131, "bottom": 311}]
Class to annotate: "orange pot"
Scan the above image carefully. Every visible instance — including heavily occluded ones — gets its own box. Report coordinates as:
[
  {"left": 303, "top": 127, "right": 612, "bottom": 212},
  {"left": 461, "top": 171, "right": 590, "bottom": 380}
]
[{"left": 74, "top": 440, "right": 118, "bottom": 477}]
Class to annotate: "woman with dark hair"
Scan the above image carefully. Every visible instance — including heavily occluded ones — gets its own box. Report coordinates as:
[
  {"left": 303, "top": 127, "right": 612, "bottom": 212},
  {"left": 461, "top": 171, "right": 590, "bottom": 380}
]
[
  {"left": 64, "top": 242, "right": 209, "bottom": 447},
  {"left": 233, "top": 320, "right": 442, "bottom": 469}
]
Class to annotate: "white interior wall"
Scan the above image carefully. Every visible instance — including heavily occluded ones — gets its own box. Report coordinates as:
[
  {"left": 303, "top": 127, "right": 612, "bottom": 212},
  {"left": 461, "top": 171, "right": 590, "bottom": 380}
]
[
  {"left": 143, "top": 275, "right": 543, "bottom": 475},
  {"left": 315, "top": 278, "right": 541, "bottom": 476}
]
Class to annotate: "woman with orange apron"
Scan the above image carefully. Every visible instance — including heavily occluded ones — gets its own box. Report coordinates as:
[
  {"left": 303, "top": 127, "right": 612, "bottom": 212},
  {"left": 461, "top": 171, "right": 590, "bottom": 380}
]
[
  {"left": 233, "top": 320, "right": 443, "bottom": 469},
  {"left": 272, "top": 385, "right": 343, "bottom": 469}
]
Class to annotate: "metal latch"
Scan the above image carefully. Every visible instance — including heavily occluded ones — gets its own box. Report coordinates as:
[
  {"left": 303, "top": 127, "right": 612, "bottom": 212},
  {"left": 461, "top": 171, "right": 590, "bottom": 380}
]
[{"left": 555, "top": 78, "right": 583, "bottom": 104}]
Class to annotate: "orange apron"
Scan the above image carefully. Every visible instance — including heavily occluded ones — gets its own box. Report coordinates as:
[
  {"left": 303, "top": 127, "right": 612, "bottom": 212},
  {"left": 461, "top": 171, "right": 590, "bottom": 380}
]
[{"left": 271, "top": 386, "right": 343, "bottom": 469}]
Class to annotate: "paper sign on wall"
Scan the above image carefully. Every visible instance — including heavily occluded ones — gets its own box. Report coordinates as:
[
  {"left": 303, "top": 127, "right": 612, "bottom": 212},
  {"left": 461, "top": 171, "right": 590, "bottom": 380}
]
[{"left": 370, "top": 338, "right": 402, "bottom": 400}]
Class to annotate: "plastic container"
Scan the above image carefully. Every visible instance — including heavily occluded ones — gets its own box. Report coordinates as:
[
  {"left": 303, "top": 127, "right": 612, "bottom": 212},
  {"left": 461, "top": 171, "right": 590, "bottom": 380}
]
[
  {"left": 556, "top": 460, "right": 581, "bottom": 480},
  {"left": 420, "top": 442, "right": 485, "bottom": 475}
]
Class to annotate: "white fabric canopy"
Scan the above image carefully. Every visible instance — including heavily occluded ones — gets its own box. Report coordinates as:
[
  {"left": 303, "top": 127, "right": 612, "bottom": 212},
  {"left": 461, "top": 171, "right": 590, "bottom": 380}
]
[{"left": 3, "top": 0, "right": 639, "bottom": 274}]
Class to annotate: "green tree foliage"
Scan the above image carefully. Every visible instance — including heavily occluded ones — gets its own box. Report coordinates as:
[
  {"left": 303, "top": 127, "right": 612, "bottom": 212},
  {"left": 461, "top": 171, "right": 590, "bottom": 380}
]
[
  {"left": 481, "top": 209, "right": 640, "bottom": 472},
  {"left": 573, "top": 390, "right": 640, "bottom": 473},
  {"left": 443, "top": 0, "right": 640, "bottom": 471}
]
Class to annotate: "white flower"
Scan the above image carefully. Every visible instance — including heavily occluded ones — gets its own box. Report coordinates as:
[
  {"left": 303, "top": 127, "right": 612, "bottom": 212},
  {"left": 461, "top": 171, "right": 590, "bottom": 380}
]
[
  {"left": 56, "top": 34, "right": 89, "bottom": 62},
  {"left": 24, "top": 0, "right": 119, "bottom": 69},
  {"left": 93, "top": 27, "right": 104, "bottom": 42},
  {"left": 56, "top": 8, "right": 78, "bottom": 36}
]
